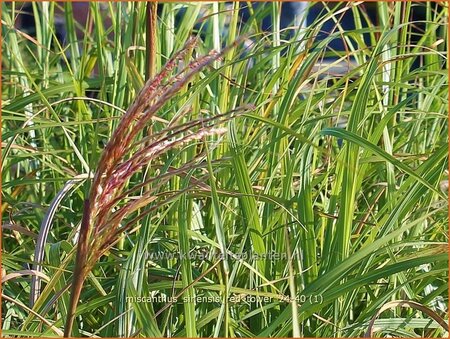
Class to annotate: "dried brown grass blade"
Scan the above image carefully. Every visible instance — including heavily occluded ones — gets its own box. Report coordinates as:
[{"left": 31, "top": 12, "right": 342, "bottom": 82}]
[{"left": 364, "top": 300, "right": 449, "bottom": 337}]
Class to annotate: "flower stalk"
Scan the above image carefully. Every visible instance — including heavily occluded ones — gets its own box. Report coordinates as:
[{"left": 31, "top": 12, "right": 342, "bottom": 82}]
[{"left": 63, "top": 36, "right": 246, "bottom": 337}]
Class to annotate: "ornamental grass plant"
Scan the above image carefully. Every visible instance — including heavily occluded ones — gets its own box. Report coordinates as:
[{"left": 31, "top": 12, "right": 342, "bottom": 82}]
[{"left": 1, "top": 1, "right": 448, "bottom": 337}]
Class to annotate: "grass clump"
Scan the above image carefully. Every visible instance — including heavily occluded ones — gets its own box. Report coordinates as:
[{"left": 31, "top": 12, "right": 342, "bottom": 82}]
[{"left": 2, "top": 1, "right": 448, "bottom": 337}]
